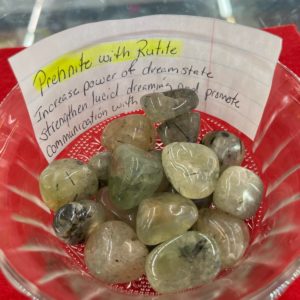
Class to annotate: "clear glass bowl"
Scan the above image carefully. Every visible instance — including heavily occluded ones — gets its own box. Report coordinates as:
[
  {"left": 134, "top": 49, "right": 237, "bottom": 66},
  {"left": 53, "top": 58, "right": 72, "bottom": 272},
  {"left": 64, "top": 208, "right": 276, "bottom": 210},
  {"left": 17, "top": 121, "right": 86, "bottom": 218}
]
[{"left": 0, "top": 60, "right": 300, "bottom": 299}]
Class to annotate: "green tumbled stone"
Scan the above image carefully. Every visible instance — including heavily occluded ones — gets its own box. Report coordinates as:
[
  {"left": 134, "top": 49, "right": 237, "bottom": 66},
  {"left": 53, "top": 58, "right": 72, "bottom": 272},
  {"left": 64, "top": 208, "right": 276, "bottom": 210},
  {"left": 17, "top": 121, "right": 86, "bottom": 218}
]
[
  {"left": 136, "top": 193, "right": 198, "bottom": 245},
  {"left": 140, "top": 89, "right": 199, "bottom": 122},
  {"left": 196, "top": 208, "right": 250, "bottom": 268},
  {"left": 85, "top": 221, "right": 148, "bottom": 283},
  {"left": 158, "top": 112, "right": 200, "bottom": 145},
  {"left": 88, "top": 151, "right": 111, "bottom": 182},
  {"left": 101, "top": 114, "right": 156, "bottom": 151},
  {"left": 96, "top": 187, "right": 137, "bottom": 227},
  {"left": 213, "top": 166, "right": 264, "bottom": 219},
  {"left": 162, "top": 142, "right": 220, "bottom": 199},
  {"left": 145, "top": 231, "right": 221, "bottom": 293},
  {"left": 202, "top": 131, "right": 245, "bottom": 172},
  {"left": 108, "top": 144, "right": 163, "bottom": 210},
  {"left": 39, "top": 159, "right": 98, "bottom": 211}
]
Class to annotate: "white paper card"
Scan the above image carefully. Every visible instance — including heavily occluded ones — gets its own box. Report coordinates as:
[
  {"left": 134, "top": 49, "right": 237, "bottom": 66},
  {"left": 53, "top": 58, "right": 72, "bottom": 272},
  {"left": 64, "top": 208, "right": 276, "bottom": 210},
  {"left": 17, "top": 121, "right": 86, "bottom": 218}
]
[{"left": 9, "top": 15, "right": 282, "bottom": 162}]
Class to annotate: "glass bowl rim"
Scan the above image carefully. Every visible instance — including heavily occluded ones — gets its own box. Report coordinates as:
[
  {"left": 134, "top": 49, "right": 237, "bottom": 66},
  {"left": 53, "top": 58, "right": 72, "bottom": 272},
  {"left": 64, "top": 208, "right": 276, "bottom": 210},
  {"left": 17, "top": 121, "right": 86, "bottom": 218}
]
[{"left": 0, "top": 61, "right": 300, "bottom": 300}]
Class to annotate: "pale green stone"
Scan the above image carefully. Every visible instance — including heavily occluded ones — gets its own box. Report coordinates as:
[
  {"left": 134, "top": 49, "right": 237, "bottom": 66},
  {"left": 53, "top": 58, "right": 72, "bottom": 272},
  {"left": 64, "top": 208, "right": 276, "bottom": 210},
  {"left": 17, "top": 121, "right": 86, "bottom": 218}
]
[
  {"left": 136, "top": 193, "right": 198, "bottom": 245},
  {"left": 213, "top": 166, "right": 264, "bottom": 219},
  {"left": 145, "top": 231, "right": 221, "bottom": 293},
  {"left": 108, "top": 144, "right": 163, "bottom": 210},
  {"left": 85, "top": 221, "right": 148, "bottom": 283},
  {"left": 101, "top": 114, "right": 156, "bottom": 151},
  {"left": 140, "top": 89, "right": 199, "bottom": 122},
  {"left": 88, "top": 151, "right": 111, "bottom": 182},
  {"left": 196, "top": 208, "right": 250, "bottom": 268},
  {"left": 158, "top": 112, "right": 200, "bottom": 145},
  {"left": 39, "top": 159, "right": 98, "bottom": 211},
  {"left": 162, "top": 142, "right": 220, "bottom": 199},
  {"left": 96, "top": 187, "right": 137, "bottom": 227},
  {"left": 202, "top": 131, "right": 245, "bottom": 172}
]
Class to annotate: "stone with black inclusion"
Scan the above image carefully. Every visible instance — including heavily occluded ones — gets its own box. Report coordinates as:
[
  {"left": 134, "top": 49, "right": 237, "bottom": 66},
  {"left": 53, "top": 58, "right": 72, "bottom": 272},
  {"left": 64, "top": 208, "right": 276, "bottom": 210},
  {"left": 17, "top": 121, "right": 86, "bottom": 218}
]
[
  {"left": 145, "top": 231, "right": 221, "bottom": 293},
  {"left": 53, "top": 199, "right": 105, "bottom": 244},
  {"left": 140, "top": 88, "right": 199, "bottom": 122},
  {"left": 39, "top": 158, "right": 98, "bottom": 211},
  {"left": 158, "top": 112, "right": 200, "bottom": 145},
  {"left": 196, "top": 208, "right": 249, "bottom": 268},
  {"left": 202, "top": 130, "right": 245, "bottom": 172}
]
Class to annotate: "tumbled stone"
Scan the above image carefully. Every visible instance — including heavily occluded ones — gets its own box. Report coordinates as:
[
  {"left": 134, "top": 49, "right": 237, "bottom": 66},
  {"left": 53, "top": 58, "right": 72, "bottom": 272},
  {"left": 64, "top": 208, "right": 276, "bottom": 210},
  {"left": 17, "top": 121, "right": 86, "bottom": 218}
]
[
  {"left": 213, "top": 166, "right": 264, "bottom": 219},
  {"left": 140, "top": 89, "right": 199, "bottom": 122},
  {"left": 162, "top": 142, "right": 220, "bottom": 199},
  {"left": 96, "top": 187, "right": 137, "bottom": 227},
  {"left": 39, "top": 159, "right": 98, "bottom": 211},
  {"left": 136, "top": 193, "right": 198, "bottom": 245},
  {"left": 150, "top": 150, "right": 170, "bottom": 193},
  {"left": 85, "top": 221, "right": 148, "bottom": 283},
  {"left": 196, "top": 208, "right": 249, "bottom": 268},
  {"left": 158, "top": 112, "right": 200, "bottom": 145},
  {"left": 88, "top": 151, "right": 111, "bottom": 182},
  {"left": 145, "top": 231, "right": 221, "bottom": 293},
  {"left": 109, "top": 144, "right": 163, "bottom": 210},
  {"left": 53, "top": 199, "right": 105, "bottom": 245},
  {"left": 101, "top": 114, "right": 156, "bottom": 151},
  {"left": 202, "top": 131, "right": 245, "bottom": 172}
]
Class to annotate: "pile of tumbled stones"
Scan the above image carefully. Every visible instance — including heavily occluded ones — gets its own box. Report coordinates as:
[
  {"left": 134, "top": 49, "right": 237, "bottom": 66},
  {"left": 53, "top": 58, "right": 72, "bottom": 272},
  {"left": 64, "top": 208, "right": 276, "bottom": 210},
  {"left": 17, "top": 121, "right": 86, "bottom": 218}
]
[{"left": 39, "top": 88, "right": 264, "bottom": 293}]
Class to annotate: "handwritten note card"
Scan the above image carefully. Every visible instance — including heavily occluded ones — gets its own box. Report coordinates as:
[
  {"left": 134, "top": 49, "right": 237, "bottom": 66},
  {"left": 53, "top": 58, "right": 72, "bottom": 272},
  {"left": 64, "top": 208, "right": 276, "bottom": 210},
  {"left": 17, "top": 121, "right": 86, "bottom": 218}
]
[{"left": 9, "top": 15, "right": 282, "bottom": 162}]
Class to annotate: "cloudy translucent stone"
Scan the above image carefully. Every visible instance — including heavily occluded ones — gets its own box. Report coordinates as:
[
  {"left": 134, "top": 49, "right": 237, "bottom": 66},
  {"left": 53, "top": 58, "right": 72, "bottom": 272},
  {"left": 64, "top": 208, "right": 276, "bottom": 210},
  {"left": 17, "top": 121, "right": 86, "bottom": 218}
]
[
  {"left": 158, "top": 112, "right": 200, "bottom": 145},
  {"left": 136, "top": 193, "right": 198, "bottom": 245},
  {"left": 101, "top": 114, "right": 156, "bottom": 151},
  {"left": 145, "top": 231, "right": 221, "bottom": 293},
  {"left": 196, "top": 208, "right": 250, "bottom": 268},
  {"left": 202, "top": 131, "right": 245, "bottom": 172},
  {"left": 96, "top": 187, "right": 137, "bottom": 227},
  {"left": 213, "top": 166, "right": 264, "bottom": 219},
  {"left": 108, "top": 144, "right": 163, "bottom": 210},
  {"left": 162, "top": 142, "right": 220, "bottom": 199},
  {"left": 140, "top": 89, "right": 199, "bottom": 122},
  {"left": 88, "top": 151, "right": 111, "bottom": 182},
  {"left": 39, "top": 159, "right": 98, "bottom": 211},
  {"left": 85, "top": 221, "right": 148, "bottom": 284},
  {"left": 53, "top": 199, "right": 105, "bottom": 245}
]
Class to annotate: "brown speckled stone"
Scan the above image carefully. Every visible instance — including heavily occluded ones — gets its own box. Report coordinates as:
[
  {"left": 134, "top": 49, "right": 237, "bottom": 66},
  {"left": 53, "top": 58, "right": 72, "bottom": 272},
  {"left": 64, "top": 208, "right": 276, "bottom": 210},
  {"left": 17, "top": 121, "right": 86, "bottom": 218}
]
[{"left": 85, "top": 221, "right": 148, "bottom": 283}]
